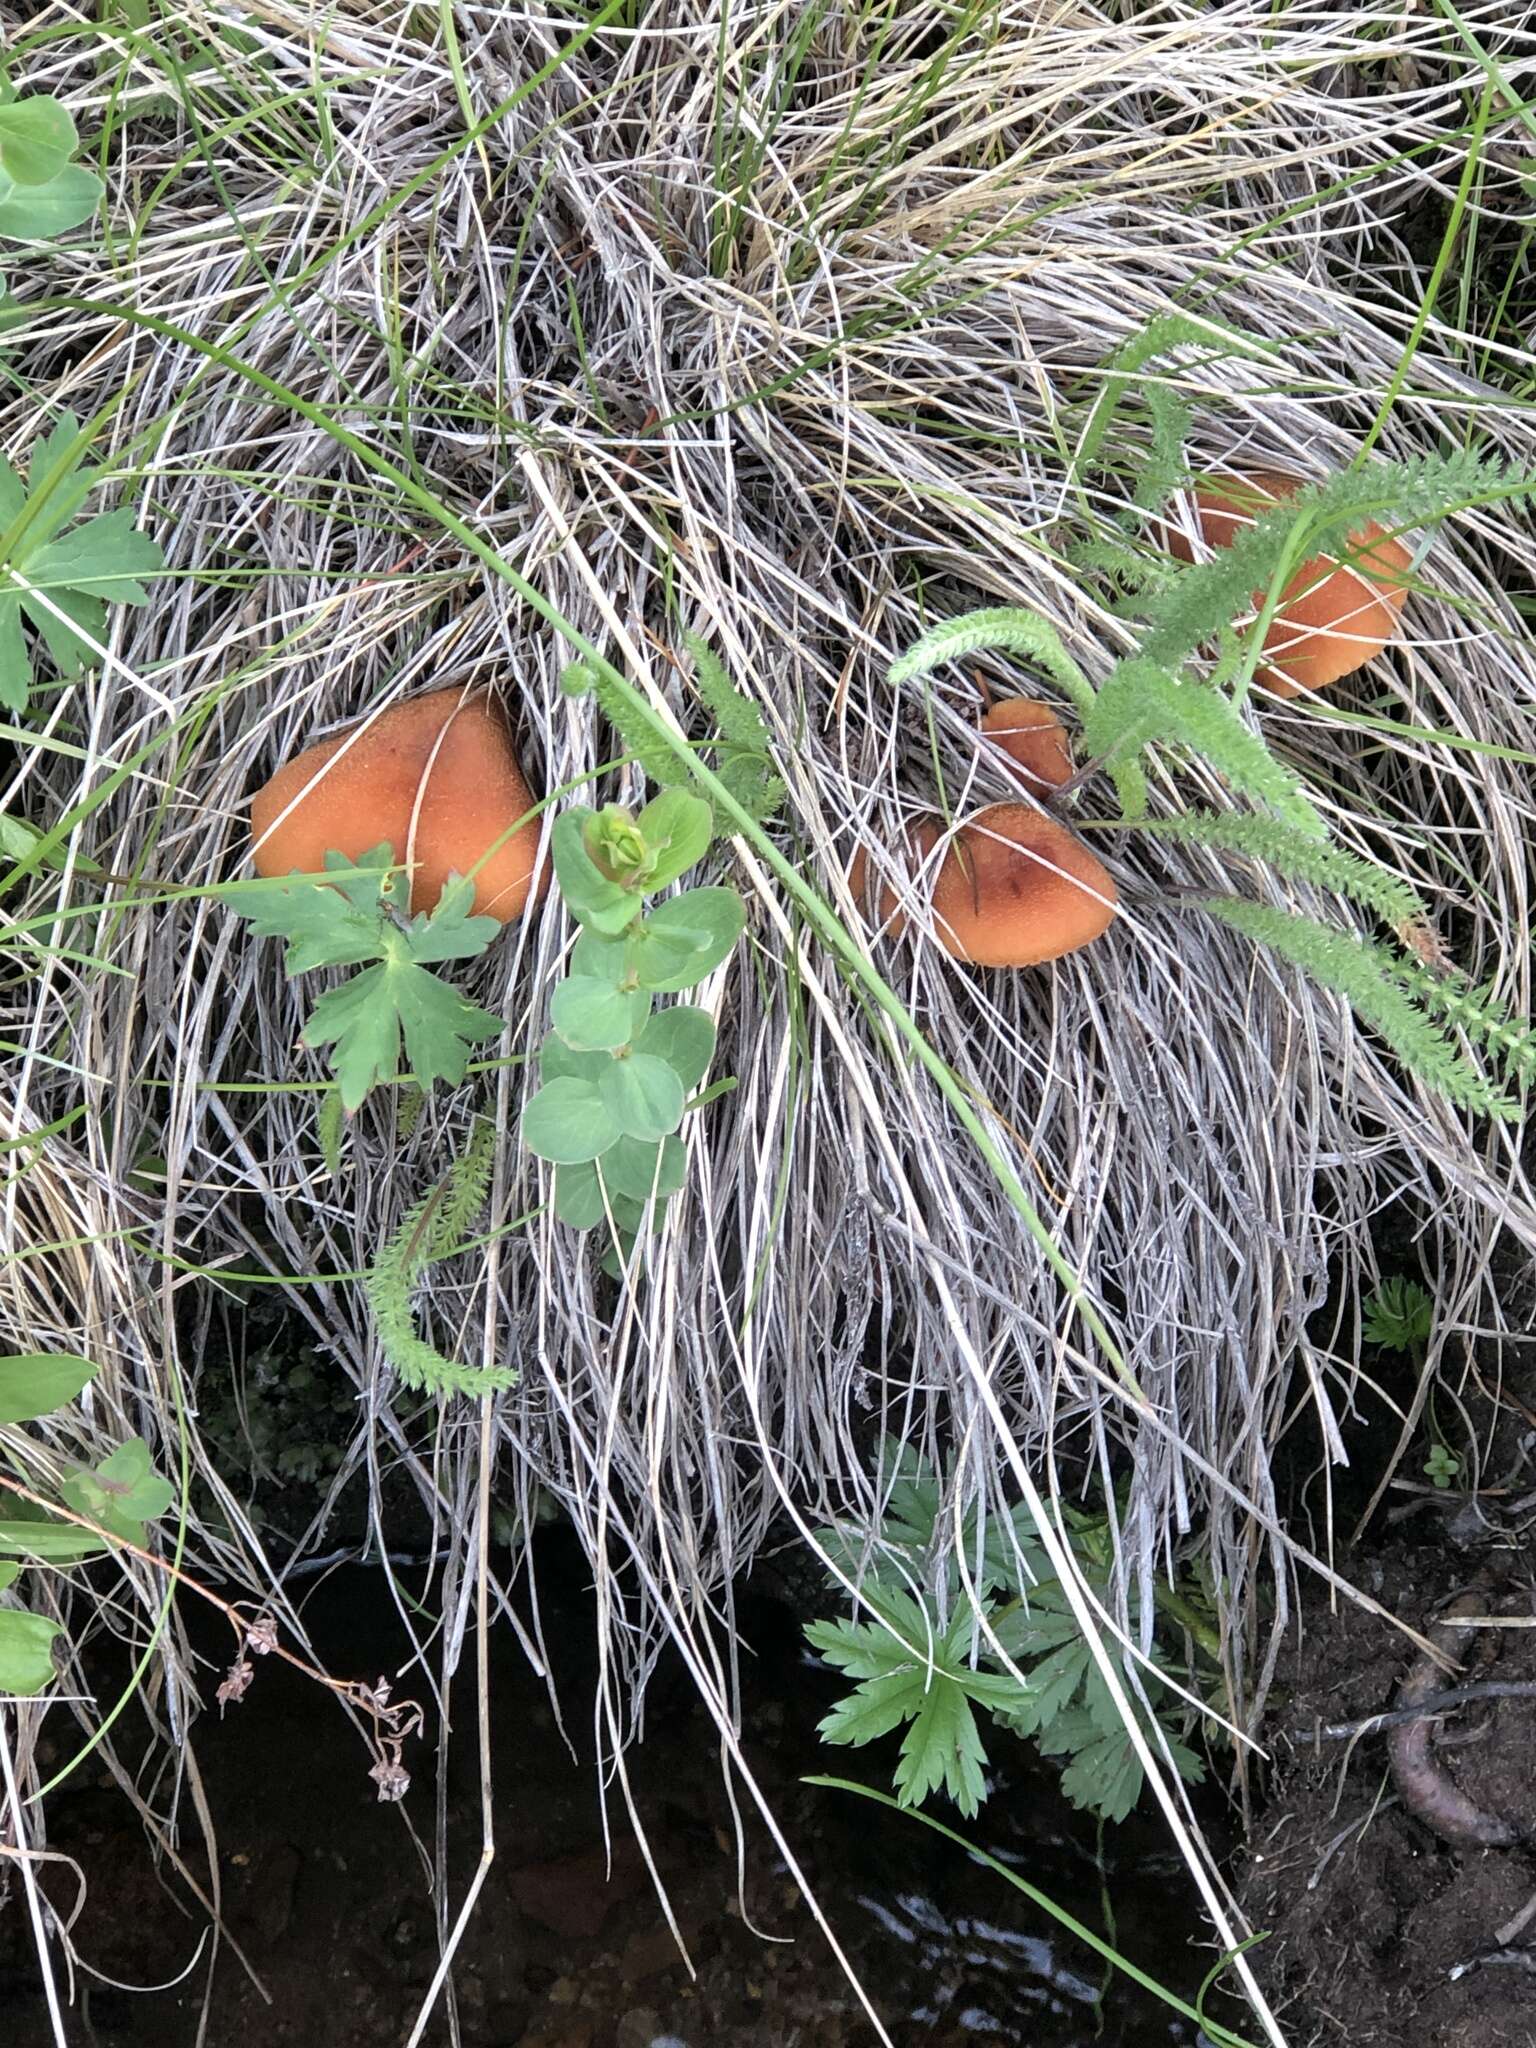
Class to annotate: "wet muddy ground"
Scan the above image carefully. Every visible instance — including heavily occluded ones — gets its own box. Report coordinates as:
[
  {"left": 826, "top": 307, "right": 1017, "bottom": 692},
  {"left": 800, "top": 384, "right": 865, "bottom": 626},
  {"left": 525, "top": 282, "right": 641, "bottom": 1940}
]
[{"left": 0, "top": 1541, "right": 1234, "bottom": 2047}]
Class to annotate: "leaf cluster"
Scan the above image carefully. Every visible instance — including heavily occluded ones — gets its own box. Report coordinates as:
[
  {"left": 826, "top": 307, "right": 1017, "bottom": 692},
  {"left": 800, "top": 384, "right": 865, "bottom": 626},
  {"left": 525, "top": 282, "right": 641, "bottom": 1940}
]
[
  {"left": 1, "top": 1352, "right": 174, "bottom": 1697},
  {"left": 805, "top": 1445, "right": 1205, "bottom": 1824},
  {"left": 235, "top": 846, "right": 501, "bottom": 1111},
  {"left": 1361, "top": 1276, "right": 1435, "bottom": 1355},
  {"left": 523, "top": 793, "right": 743, "bottom": 1270},
  {"left": 0, "top": 413, "right": 164, "bottom": 715}
]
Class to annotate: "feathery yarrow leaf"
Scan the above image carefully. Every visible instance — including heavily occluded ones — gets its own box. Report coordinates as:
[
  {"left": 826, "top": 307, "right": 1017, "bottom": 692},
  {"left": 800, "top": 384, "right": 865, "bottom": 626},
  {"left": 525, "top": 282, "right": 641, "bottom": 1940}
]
[
  {"left": 1198, "top": 898, "right": 1514, "bottom": 1118},
  {"left": 889, "top": 606, "right": 1096, "bottom": 717},
  {"left": 365, "top": 1121, "right": 514, "bottom": 1395},
  {"left": 1136, "top": 812, "right": 1425, "bottom": 928}
]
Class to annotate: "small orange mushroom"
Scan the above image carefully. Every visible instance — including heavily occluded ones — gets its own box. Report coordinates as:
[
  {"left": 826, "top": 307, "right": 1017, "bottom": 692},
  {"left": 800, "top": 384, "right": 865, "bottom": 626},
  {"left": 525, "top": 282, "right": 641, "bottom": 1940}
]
[
  {"left": 1167, "top": 468, "right": 1413, "bottom": 696},
  {"left": 850, "top": 803, "right": 1116, "bottom": 967},
  {"left": 979, "top": 698, "right": 1074, "bottom": 791},
  {"left": 249, "top": 687, "right": 547, "bottom": 921}
]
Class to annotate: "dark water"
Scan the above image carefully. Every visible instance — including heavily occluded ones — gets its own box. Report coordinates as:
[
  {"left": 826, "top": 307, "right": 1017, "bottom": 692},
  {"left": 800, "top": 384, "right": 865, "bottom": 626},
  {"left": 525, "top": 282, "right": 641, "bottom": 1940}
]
[{"left": 0, "top": 1539, "right": 1236, "bottom": 2046}]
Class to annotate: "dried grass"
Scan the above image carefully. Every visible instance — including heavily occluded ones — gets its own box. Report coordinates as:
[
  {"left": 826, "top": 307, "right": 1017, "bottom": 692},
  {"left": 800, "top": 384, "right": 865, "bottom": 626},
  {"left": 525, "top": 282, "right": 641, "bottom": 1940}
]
[{"left": 2, "top": 2, "right": 1534, "bottom": 2038}]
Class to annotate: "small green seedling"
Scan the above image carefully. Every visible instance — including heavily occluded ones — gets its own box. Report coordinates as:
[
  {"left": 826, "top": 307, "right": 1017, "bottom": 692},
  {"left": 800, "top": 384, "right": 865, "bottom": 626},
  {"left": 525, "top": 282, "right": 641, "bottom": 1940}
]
[
  {"left": 235, "top": 845, "right": 501, "bottom": 1111},
  {"left": 1362, "top": 1276, "right": 1435, "bottom": 1355},
  {"left": 1423, "top": 1443, "right": 1462, "bottom": 1490},
  {"left": 0, "top": 413, "right": 164, "bottom": 715},
  {"left": 0, "top": 1351, "right": 174, "bottom": 1697},
  {"left": 522, "top": 793, "right": 743, "bottom": 1269}
]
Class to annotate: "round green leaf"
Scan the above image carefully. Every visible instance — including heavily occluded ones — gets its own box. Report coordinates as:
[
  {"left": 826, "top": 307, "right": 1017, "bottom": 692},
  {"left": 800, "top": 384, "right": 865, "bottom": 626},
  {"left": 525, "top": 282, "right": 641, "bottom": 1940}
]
[
  {"left": 601, "top": 1134, "right": 686, "bottom": 1202},
  {"left": 539, "top": 1031, "right": 608, "bottom": 1085},
  {"left": 0, "top": 1352, "right": 97, "bottom": 1424},
  {"left": 0, "top": 163, "right": 103, "bottom": 240},
  {"left": 631, "top": 889, "right": 745, "bottom": 992},
  {"left": 550, "top": 976, "right": 651, "bottom": 1052},
  {"left": 0, "top": 98, "right": 78, "bottom": 187},
  {"left": 555, "top": 1162, "right": 607, "bottom": 1229},
  {"left": 634, "top": 1007, "right": 717, "bottom": 1092},
  {"left": 605, "top": 1192, "right": 651, "bottom": 1236},
  {"left": 522, "top": 1076, "right": 621, "bottom": 1164},
  {"left": 598, "top": 1054, "right": 684, "bottom": 1141},
  {"left": 571, "top": 927, "right": 637, "bottom": 986},
  {"left": 634, "top": 790, "right": 712, "bottom": 890},
  {"left": 0, "top": 1607, "right": 63, "bottom": 1697}
]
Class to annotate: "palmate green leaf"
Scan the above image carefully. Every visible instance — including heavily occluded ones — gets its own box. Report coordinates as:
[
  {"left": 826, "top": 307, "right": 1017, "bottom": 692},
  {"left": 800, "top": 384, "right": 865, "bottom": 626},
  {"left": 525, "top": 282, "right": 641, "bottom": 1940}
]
[
  {"left": 238, "top": 851, "right": 501, "bottom": 1110},
  {"left": 0, "top": 1350, "right": 96, "bottom": 1423},
  {"left": 0, "top": 413, "right": 163, "bottom": 715},
  {"left": 0, "top": 1607, "right": 63, "bottom": 1697}
]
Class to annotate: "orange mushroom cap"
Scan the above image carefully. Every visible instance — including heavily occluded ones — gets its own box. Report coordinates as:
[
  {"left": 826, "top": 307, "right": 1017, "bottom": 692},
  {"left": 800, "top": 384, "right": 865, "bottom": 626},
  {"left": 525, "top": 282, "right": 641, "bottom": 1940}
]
[
  {"left": 850, "top": 803, "right": 1116, "bottom": 966},
  {"left": 1167, "top": 468, "right": 1413, "bottom": 697},
  {"left": 979, "top": 697, "right": 1074, "bottom": 791},
  {"left": 249, "top": 687, "right": 547, "bottom": 922}
]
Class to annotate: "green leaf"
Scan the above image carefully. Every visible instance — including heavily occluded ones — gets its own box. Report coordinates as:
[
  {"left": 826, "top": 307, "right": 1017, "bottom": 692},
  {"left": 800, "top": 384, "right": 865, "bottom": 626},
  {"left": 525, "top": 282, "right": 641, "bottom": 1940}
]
[
  {"left": 599, "top": 1054, "right": 685, "bottom": 1141},
  {"left": 0, "top": 1564, "right": 16, "bottom": 1593},
  {"left": 552, "top": 809, "right": 642, "bottom": 933},
  {"left": 522, "top": 1075, "right": 622, "bottom": 1163},
  {"left": 0, "top": 1520, "right": 106, "bottom": 1561},
  {"left": 58, "top": 1437, "right": 174, "bottom": 1542},
  {"left": 570, "top": 927, "right": 637, "bottom": 986},
  {"left": 539, "top": 1031, "right": 609, "bottom": 1084},
  {"left": 0, "top": 1351, "right": 96, "bottom": 1423},
  {"left": 631, "top": 889, "right": 745, "bottom": 992},
  {"left": 555, "top": 1160, "right": 608, "bottom": 1228},
  {"left": 0, "top": 412, "right": 162, "bottom": 714},
  {"left": 0, "top": 98, "right": 78, "bottom": 187},
  {"left": 238, "top": 848, "right": 500, "bottom": 1110},
  {"left": 550, "top": 975, "right": 651, "bottom": 1051},
  {"left": 600, "top": 1133, "right": 686, "bottom": 1202},
  {"left": 0, "top": 162, "right": 103, "bottom": 239},
  {"left": 0, "top": 1607, "right": 63, "bottom": 1696},
  {"left": 1084, "top": 661, "right": 1322, "bottom": 833},
  {"left": 633, "top": 1006, "right": 717, "bottom": 1091},
  {"left": 634, "top": 790, "right": 713, "bottom": 889},
  {"left": 889, "top": 606, "right": 1095, "bottom": 719}
]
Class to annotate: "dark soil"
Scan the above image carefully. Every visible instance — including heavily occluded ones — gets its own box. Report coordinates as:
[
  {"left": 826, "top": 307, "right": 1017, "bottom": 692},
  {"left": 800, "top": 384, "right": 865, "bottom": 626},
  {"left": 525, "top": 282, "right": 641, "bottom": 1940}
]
[
  {"left": 0, "top": 1540, "right": 1230, "bottom": 2048},
  {"left": 1240, "top": 1242, "right": 1536, "bottom": 2048}
]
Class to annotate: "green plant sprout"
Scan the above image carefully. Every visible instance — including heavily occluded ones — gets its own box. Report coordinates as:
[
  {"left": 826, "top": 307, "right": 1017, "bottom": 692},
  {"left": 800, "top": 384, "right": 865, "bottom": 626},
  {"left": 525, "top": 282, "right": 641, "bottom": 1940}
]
[
  {"left": 522, "top": 645, "right": 780, "bottom": 1270},
  {"left": 521, "top": 791, "right": 742, "bottom": 1270},
  {"left": 0, "top": 1351, "right": 174, "bottom": 1696},
  {"left": 805, "top": 1444, "right": 1207, "bottom": 1825},
  {"left": 1362, "top": 1275, "right": 1435, "bottom": 1353},
  {"left": 0, "top": 79, "right": 104, "bottom": 301},
  {"left": 235, "top": 846, "right": 501, "bottom": 1112},
  {"left": 0, "top": 412, "right": 165, "bottom": 715}
]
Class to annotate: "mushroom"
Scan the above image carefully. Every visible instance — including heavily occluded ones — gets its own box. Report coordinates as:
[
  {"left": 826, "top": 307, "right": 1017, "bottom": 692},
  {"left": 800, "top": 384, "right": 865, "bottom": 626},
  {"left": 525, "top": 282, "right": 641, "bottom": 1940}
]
[
  {"left": 250, "top": 687, "right": 546, "bottom": 921},
  {"left": 979, "top": 698, "right": 1074, "bottom": 791},
  {"left": 1167, "top": 468, "right": 1413, "bottom": 696},
  {"left": 850, "top": 803, "right": 1116, "bottom": 966}
]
